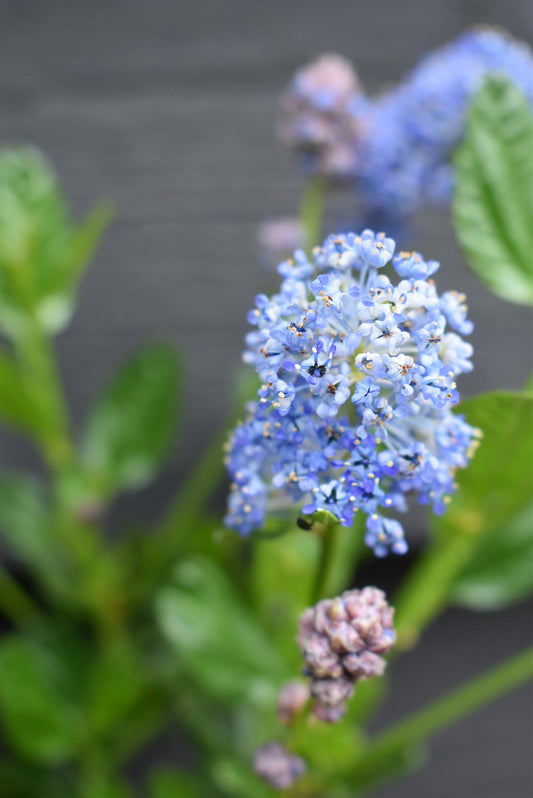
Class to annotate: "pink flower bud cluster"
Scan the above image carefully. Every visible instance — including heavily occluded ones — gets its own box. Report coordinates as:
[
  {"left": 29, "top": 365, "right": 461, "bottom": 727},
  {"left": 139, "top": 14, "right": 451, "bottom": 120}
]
[
  {"left": 298, "top": 587, "right": 395, "bottom": 721},
  {"left": 253, "top": 741, "right": 306, "bottom": 790},
  {"left": 278, "top": 54, "right": 367, "bottom": 179}
]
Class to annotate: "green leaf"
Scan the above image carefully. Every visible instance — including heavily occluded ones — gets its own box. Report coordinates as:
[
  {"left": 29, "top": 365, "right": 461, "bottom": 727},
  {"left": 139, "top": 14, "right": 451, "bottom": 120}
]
[
  {"left": 452, "top": 502, "right": 533, "bottom": 609},
  {"left": 252, "top": 524, "right": 318, "bottom": 665},
  {"left": 0, "top": 146, "right": 111, "bottom": 337},
  {"left": 0, "top": 475, "right": 55, "bottom": 570},
  {"left": 82, "top": 344, "right": 180, "bottom": 495},
  {"left": 0, "top": 349, "right": 43, "bottom": 438},
  {"left": 149, "top": 769, "right": 205, "bottom": 798},
  {"left": 0, "top": 475, "right": 74, "bottom": 601},
  {"left": 0, "top": 758, "right": 73, "bottom": 798},
  {"left": 211, "top": 759, "right": 275, "bottom": 798},
  {"left": 85, "top": 639, "right": 146, "bottom": 738},
  {"left": 291, "top": 718, "right": 366, "bottom": 779},
  {"left": 155, "top": 558, "right": 287, "bottom": 704},
  {"left": 431, "top": 392, "right": 533, "bottom": 611},
  {"left": 0, "top": 633, "right": 85, "bottom": 764},
  {"left": 252, "top": 516, "right": 365, "bottom": 668},
  {"left": 81, "top": 777, "right": 134, "bottom": 798},
  {"left": 453, "top": 77, "right": 533, "bottom": 305},
  {"left": 441, "top": 392, "right": 533, "bottom": 536}
]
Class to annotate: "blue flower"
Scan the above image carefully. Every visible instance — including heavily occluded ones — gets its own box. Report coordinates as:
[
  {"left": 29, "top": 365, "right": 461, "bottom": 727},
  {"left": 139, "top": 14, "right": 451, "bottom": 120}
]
[
  {"left": 356, "top": 28, "right": 533, "bottom": 219},
  {"left": 224, "top": 230, "right": 479, "bottom": 556}
]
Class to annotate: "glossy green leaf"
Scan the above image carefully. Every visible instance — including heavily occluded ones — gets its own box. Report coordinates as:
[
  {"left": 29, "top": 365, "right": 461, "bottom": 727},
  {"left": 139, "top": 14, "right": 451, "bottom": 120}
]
[
  {"left": 82, "top": 344, "right": 180, "bottom": 495},
  {"left": 0, "top": 147, "right": 111, "bottom": 337},
  {"left": 0, "top": 634, "right": 85, "bottom": 763},
  {"left": 452, "top": 502, "right": 533, "bottom": 609},
  {"left": 453, "top": 77, "right": 533, "bottom": 305},
  {"left": 156, "top": 558, "right": 287, "bottom": 704}
]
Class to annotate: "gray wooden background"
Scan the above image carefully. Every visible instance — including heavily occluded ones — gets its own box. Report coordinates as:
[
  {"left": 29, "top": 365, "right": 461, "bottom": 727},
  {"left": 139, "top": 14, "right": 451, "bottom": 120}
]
[{"left": 2, "top": 2, "right": 532, "bottom": 796}]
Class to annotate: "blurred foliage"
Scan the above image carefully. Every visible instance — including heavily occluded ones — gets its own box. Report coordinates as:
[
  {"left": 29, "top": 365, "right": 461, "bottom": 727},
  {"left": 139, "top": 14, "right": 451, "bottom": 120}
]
[
  {"left": 454, "top": 77, "right": 533, "bottom": 305},
  {"left": 442, "top": 392, "right": 533, "bottom": 541},
  {"left": 0, "top": 121, "right": 532, "bottom": 798},
  {"left": 395, "top": 392, "right": 533, "bottom": 648},
  {"left": 0, "top": 147, "right": 111, "bottom": 338},
  {"left": 82, "top": 344, "right": 181, "bottom": 498},
  {"left": 156, "top": 558, "right": 287, "bottom": 704},
  {"left": 452, "top": 501, "right": 533, "bottom": 609}
]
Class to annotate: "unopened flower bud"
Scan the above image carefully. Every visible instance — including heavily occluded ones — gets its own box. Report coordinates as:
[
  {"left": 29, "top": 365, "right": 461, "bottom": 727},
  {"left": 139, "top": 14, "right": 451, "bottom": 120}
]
[
  {"left": 312, "top": 700, "right": 348, "bottom": 723},
  {"left": 277, "top": 680, "right": 310, "bottom": 725},
  {"left": 253, "top": 742, "right": 306, "bottom": 790},
  {"left": 298, "top": 586, "right": 395, "bottom": 722},
  {"left": 258, "top": 217, "right": 304, "bottom": 270}
]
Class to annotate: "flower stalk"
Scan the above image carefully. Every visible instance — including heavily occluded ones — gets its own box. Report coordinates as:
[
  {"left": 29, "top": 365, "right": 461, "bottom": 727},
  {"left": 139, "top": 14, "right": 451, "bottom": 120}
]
[
  {"left": 353, "top": 647, "right": 533, "bottom": 791},
  {"left": 299, "top": 176, "right": 326, "bottom": 254}
]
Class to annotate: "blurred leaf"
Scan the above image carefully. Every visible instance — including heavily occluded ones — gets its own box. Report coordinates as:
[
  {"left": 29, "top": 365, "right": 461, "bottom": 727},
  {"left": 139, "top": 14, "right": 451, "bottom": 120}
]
[
  {"left": 252, "top": 515, "right": 364, "bottom": 669},
  {"left": 82, "top": 344, "right": 180, "bottom": 495},
  {"left": 61, "top": 203, "right": 112, "bottom": 290},
  {"left": 440, "top": 392, "right": 533, "bottom": 536},
  {"left": 0, "top": 349, "right": 43, "bottom": 438},
  {"left": 211, "top": 759, "right": 275, "bottom": 798},
  {"left": 156, "top": 558, "right": 287, "bottom": 704},
  {"left": 252, "top": 524, "right": 318, "bottom": 666},
  {"left": 323, "top": 512, "right": 366, "bottom": 596},
  {"left": 452, "top": 502, "right": 533, "bottom": 609},
  {"left": 0, "top": 146, "right": 111, "bottom": 337},
  {"left": 0, "top": 758, "right": 73, "bottom": 798},
  {"left": 453, "top": 77, "right": 533, "bottom": 305},
  {"left": 149, "top": 768, "right": 205, "bottom": 798},
  {"left": 81, "top": 777, "right": 134, "bottom": 798},
  {"left": 428, "top": 392, "right": 533, "bottom": 613},
  {"left": 85, "top": 638, "right": 145, "bottom": 738},
  {"left": 0, "top": 474, "right": 57, "bottom": 572},
  {"left": 291, "top": 716, "right": 366, "bottom": 778},
  {"left": 0, "top": 633, "right": 85, "bottom": 764}
]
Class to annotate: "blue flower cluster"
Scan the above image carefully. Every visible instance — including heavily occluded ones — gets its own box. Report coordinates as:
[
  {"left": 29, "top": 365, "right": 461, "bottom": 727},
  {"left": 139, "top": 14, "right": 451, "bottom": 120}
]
[
  {"left": 225, "top": 231, "right": 479, "bottom": 556},
  {"left": 278, "top": 29, "right": 533, "bottom": 218},
  {"left": 357, "top": 28, "right": 533, "bottom": 217}
]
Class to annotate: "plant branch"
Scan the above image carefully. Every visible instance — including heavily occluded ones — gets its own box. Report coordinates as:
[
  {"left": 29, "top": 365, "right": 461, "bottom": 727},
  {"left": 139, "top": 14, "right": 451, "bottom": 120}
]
[
  {"left": 355, "top": 646, "right": 533, "bottom": 789},
  {"left": 309, "top": 515, "right": 339, "bottom": 604},
  {"left": 393, "top": 529, "right": 478, "bottom": 650}
]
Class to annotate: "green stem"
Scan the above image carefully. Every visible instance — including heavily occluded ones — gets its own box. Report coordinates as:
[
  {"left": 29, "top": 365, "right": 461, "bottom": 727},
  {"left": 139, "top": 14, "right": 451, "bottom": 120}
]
[
  {"left": 310, "top": 515, "right": 339, "bottom": 604},
  {"left": 356, "top": 646, "right": 533, "bottom": 787},
  {"left": 299, "top": 177, "right": 326, "bottom": 254},
  {"left": 394, "top": 529, "right": 478, "bottom": 650},
  {"left": 0, "top": 567, "right": 40, "bottom": 624},
  {"left": 16, "top": 324, "right": 73, "bottom": 469}
]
